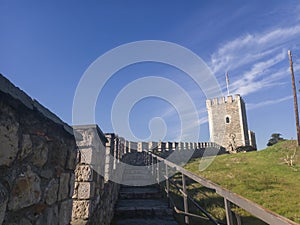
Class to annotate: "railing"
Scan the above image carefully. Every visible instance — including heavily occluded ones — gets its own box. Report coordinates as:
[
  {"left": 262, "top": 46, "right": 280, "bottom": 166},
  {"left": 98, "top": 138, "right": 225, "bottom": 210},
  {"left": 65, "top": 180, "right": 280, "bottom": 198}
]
[{"left": 143, "top": 150, "right": 299, "bottom": 225}]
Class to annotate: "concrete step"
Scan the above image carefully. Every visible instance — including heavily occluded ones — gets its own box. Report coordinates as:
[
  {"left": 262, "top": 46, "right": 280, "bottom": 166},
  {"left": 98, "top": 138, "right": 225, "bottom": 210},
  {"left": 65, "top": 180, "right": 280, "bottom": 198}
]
[
  {"left": 112, "top": 171, "right": 178, "bottom": 225},
  {"left": 121, "top": 171, "right": 156, "bottom": 186},
  {"left": 115, "top": 199, "right": 173, "bottom": 218},
  {"left": 122, "top": 170, "right": 153, "bottom": 178},
  {"left": 121, "top": 179, "right": 157, "bottom": 186},
  {"left": 114, "top": 217, "right": 179, "bottom": 225},
  {"left": 119, "top": 186, "right": 162, "bottom": 199}
]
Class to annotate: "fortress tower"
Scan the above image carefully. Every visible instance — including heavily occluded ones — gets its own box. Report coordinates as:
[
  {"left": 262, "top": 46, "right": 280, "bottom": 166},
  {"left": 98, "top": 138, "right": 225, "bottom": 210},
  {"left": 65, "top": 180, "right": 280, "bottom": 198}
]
[{"left": 206, "top": 94, "right": 256, "bottom": 152}]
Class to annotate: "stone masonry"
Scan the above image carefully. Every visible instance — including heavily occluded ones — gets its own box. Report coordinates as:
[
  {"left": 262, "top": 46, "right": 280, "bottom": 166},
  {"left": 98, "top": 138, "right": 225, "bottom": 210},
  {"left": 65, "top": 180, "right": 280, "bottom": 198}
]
[
  {"left": 0, "top": 73, "right": 253, "bottom": 225},
  {"left": 71, "top": 127, "right": 124, "bottom": 225},
  {"left": 0, "top": 74, "right": 77, "bottom": 225},
  {"left": 0, "top": 74, "right": 124, "bottom": 225},
  {"left": 206, "top": 94, "right": 257, "bottom": 152}
]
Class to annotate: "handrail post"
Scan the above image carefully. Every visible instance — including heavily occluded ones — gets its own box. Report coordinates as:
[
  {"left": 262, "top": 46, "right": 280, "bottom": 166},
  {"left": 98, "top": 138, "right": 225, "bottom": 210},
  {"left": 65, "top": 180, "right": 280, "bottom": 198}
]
[
  {"left": 224, "top": 198, "right": 234, "bottom": 225},
  {"left": 235, "top": 212, "right": 242, "bottom": 225},
  {"left": 151, "top": 155, "right": 154, "bottom": 175},
  {"left": 182, "top": 173, "right": 189, "bottom": 224},
  {"left": 165, "top": 164, "right": 169, "bottom": 198},
  {"left": 157, "top": 160, "right": 160, "bottom": 184}
]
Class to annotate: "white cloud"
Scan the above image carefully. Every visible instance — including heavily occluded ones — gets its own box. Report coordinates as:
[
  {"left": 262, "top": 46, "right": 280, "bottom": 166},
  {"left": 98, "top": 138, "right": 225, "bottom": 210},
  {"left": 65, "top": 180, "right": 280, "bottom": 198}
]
[
  {"left": 210, "top": 24, "right": 300, "bottom": 76},
  {"left": 228, "top": 50, "right": 288, "bottom": 96},
  {"left": 247, "top": 95, "right": 293, "bottom": 110},
  {"left": 208, "top": 23, "right": 300, "bottom": 98}
]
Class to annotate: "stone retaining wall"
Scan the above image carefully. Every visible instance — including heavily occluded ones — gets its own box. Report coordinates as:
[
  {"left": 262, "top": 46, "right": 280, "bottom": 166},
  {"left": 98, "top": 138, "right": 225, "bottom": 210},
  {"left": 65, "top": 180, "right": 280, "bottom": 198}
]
[{"left": 0, "top": 74, "right": 77, "bottom": 225}]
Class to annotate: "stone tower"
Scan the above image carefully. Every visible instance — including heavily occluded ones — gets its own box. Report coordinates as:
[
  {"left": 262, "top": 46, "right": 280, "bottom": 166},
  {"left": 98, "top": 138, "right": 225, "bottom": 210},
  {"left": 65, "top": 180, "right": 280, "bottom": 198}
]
[{"left": 206, "top": 94, "right": 256, "bottom": 152}]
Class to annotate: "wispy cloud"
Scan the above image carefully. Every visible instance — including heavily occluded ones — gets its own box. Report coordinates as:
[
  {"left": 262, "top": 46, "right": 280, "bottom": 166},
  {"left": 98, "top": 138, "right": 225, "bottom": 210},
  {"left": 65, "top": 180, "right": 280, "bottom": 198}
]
[
  {"left": 210, "top": 24, "right": 300, "bottom": 97},
  {"left": 247, "top": 95, "right": 293, "bottom": 110},
  {"left": 210, "top": 25, "right": 300, "bottom": 75},
  {"left": 229, "top": 50, "right": 288, "bottom": 96}
]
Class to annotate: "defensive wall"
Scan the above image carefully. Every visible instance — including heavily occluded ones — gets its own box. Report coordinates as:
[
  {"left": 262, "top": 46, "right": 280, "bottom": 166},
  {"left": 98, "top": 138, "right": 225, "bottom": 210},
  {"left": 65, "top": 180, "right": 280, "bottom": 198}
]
[
  {"left": 0, "top": 74, "right": 76, "bottom": 225},
  {"left": 0, "top": 75, "right": 126, "bottom": 225},
  {"left": 0, "top": 74, "right": 225, "bottom": 225}
]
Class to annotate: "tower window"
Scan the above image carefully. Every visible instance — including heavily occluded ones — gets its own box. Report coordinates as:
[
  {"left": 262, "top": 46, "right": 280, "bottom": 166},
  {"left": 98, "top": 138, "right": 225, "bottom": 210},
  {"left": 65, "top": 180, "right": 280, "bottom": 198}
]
[{"left": 225, "top": 116, "right": 230, "bottom": 124}]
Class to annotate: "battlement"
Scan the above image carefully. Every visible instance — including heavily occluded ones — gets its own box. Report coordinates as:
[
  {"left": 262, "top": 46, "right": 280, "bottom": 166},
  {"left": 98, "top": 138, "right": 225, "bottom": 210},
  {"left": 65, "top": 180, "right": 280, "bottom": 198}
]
[{"left": 206, "top": 94, "right": 242, "bottom": 106}]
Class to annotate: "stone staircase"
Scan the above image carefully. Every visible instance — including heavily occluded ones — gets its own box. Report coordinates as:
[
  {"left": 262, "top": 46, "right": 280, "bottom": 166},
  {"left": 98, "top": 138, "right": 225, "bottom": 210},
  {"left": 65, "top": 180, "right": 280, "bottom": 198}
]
[{"left": 111, "top": 158, "right": 179, "bottom": 225}]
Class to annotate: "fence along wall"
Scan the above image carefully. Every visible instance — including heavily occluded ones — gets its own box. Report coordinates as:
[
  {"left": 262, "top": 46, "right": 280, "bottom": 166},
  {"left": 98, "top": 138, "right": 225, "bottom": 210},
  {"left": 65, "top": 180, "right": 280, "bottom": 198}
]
[{"left": 0, "top": 74, "right": 77, "bottom": 225}]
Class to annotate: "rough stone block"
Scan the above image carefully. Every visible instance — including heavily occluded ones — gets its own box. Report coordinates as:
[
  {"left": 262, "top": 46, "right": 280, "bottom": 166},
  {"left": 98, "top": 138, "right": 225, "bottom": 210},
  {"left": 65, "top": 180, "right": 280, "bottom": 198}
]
[
  {"left": 66, "top": 148, "right": 77, "bottom": 170},
  {"left": 77, "top": 182, "right": 95, "bottom": 200},
  {"left": 0, "top": 116, "right": 19, "bottom": 166},
  {"left": 58, "top": 173, "right": 70, "bottom": 201},
  {"left": 0, "top": 183, "right": 8, "bottom": 225},
  {"left": 36, "top": 205, "right": 58, "bottom": 225},
  {"left": 31, "top": 136, "right": 49, "bottom": 167},
  {"left": 8, "top": 166, "right": 41, "bottom": 211},
  {"left": 59, "top": 199, "right": 73, "bottom": 225},
  {"left": 45, "top": 178, "right": 59, "bottom": 205},
  {"left": 79, "top": 148, "right": 93, "bottom": 164},
  {"left": 75, "top": 165, "right": 93, "bottom": 182},
  {"left": 19, "top": 218, "right": 32, "bottom": 225},
  {"left": 40, "top": 169, "right": 53, "bottom": 179},
  {"left": 72, "top": 200, "right": 91, "bottom": 220},
  {"left": 19, "top": 134, "right": 32, "bottom": 160}
]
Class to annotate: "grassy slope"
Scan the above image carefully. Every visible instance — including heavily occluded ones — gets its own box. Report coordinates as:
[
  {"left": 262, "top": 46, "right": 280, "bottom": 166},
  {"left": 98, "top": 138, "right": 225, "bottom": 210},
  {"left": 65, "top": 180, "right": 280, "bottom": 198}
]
[{"left": 184, "top": 140, "right": 300, "bottom": 223}]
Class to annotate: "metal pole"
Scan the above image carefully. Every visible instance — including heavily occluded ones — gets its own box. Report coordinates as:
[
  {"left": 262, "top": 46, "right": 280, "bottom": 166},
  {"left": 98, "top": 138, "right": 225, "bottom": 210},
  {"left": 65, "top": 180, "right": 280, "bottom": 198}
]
[
  {"left": 226, "top": 71, "right": 230, "bottom": 96},
  {"left": 165, "top": 164, "right": 169, "bottom": 199},
  {"left": 157, "top": 160, "right": 160, "bottom": 184},
  {"left": 182, "top": 174, "right": 189, "bottom": 224},
  {"left": 288, "top": 50, "right": 300, "bottom": 146},
  {"left": 151, "top": 155, "right": 154, "bottom": 175},
  {"left": 224, "top": 198, "right": 234, "bottom": 225}
]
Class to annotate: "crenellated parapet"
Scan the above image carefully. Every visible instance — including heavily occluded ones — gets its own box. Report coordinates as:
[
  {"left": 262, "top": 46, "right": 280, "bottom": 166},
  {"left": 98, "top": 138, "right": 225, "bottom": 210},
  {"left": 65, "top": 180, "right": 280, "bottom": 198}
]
[
  {"left": 206, "top": 94, "right": 243, "bottom": 107},
  {"left": 113, "top": 139, "right": 223, "bottom": 153}
]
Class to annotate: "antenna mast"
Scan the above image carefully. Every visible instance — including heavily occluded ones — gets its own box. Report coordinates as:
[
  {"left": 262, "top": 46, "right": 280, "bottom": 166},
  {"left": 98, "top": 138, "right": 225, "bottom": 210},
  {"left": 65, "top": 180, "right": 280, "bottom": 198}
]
[{"left": 225, "top": 71, "right": 230, "bottom": 96}]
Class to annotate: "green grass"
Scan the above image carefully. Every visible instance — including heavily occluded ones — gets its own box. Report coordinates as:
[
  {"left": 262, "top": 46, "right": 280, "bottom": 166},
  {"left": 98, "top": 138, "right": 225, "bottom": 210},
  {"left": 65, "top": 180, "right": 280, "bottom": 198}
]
[{"left": 183, "top": 140, "right": 300, "bottom": 224}]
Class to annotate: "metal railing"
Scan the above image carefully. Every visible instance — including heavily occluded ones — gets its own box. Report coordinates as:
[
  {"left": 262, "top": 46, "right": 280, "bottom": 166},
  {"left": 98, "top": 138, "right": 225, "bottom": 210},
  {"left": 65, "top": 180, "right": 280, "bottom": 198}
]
[{"left": 143, "top": 150, "right": 299, "bottom": 225}]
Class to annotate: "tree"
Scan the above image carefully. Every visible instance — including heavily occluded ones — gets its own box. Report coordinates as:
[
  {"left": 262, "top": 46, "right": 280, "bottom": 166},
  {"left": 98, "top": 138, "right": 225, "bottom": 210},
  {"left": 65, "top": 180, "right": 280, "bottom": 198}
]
[{"left": 267, "top": 133, "right": 285, "bottom": 146}]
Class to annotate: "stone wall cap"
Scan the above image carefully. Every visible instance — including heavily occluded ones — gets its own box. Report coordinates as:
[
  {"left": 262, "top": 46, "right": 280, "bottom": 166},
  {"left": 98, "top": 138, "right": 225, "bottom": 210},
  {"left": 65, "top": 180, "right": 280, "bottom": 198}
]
[
  {"left": 0, "top": 74, "right": 73, "bottom": 135},
  {"left": 0, "top": 73, "right": 34, "bottom": 109},
  {"left": 73, "top": 124, "right": 107, "bottom": 144}
]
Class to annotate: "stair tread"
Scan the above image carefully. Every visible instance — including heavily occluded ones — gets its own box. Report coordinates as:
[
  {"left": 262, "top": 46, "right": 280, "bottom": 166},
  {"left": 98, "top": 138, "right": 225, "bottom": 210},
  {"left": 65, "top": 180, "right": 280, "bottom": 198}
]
[
  {"left": 116, "top": 199, "right": 169, "bottom": 209},
  {"left": 115, "top": 217, "right": 179, "bottom": 225},
  {"left": 120, "top": 186, "right": 160, "bottom": 194}
]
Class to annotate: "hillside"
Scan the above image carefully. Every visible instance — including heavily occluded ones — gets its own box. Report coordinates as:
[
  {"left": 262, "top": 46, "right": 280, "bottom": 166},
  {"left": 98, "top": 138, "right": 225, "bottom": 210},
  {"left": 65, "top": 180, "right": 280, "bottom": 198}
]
[{"left": 184, "top": 140, "right": 300, "bottom": 224}]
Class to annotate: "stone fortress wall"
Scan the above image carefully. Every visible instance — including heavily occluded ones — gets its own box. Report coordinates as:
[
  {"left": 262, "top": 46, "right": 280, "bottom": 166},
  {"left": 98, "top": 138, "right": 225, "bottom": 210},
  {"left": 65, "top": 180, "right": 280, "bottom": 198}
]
[
  {"left": 0, "top": 74, "right": 255, "bottom": 225},
  {"left": 0, "top": 74, "right": 77, "bottom": 225},
  {"left": 0, "top": 75, "right": 125, "bottom": 225}
]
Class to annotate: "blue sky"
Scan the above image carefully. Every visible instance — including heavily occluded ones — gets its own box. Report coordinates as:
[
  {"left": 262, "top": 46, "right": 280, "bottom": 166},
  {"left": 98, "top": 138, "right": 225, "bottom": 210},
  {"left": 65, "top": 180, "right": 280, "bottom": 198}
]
[{"left": 1, "top": 1, "right": 300, "bottom": 150}]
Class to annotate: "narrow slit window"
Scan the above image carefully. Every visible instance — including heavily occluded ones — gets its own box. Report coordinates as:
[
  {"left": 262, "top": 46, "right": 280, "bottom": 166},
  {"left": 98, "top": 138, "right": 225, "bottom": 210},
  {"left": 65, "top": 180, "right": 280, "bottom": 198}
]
[{"left": 225, "top": 116, "right": 230, "bottom": 124}]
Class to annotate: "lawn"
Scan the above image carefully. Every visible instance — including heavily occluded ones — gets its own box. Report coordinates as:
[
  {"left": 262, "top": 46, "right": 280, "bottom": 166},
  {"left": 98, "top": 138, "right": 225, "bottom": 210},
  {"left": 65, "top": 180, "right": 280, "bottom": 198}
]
[{"left": 183, "top": 140, "right": 300, "bottom": 224}]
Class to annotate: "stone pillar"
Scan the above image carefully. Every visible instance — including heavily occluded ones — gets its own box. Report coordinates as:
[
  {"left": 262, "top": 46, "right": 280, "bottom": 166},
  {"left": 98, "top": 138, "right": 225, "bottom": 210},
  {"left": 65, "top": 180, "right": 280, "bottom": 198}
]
[
  {"left": 72, "top": 125, "right": 107, "bottom": 225},
  {"left": 105, "top": 134, "right": 115, "bottom": 183}
]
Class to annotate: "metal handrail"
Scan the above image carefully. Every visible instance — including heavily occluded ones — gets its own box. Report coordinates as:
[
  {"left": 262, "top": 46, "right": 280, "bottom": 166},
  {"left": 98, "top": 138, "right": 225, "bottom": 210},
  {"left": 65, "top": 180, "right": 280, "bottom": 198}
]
[
  {"left": 143, "top": 150, "right": 299, "bottom": 225},
  {"left": 167, "top": 175, "right": 223, "bottom": 225}
]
